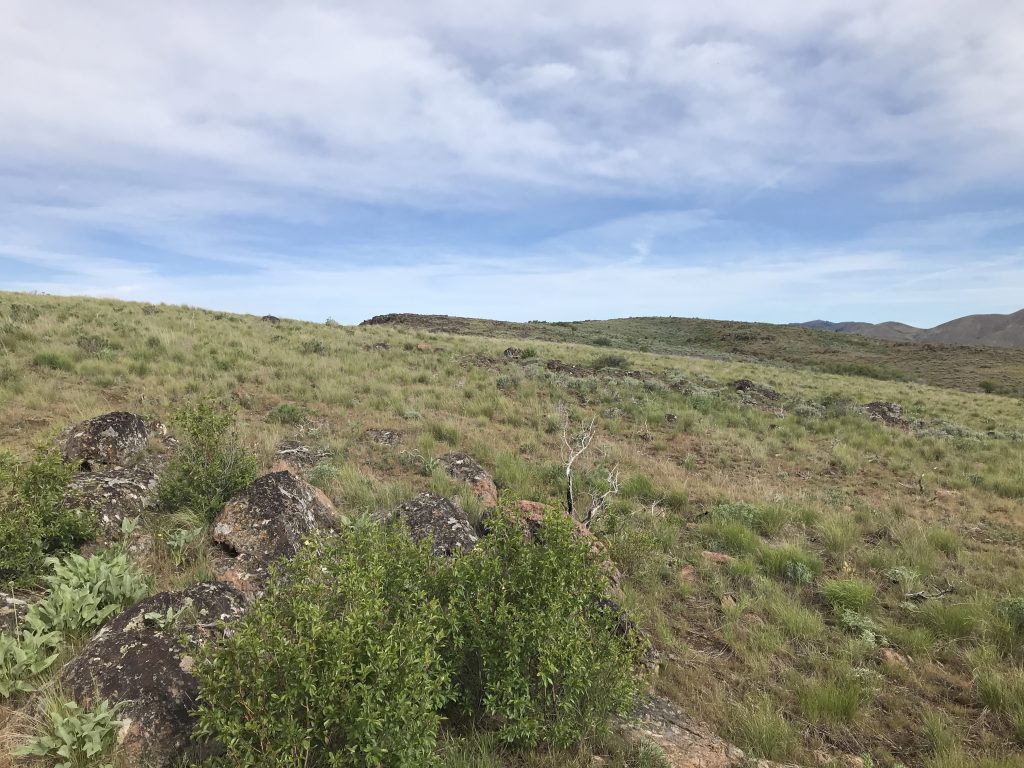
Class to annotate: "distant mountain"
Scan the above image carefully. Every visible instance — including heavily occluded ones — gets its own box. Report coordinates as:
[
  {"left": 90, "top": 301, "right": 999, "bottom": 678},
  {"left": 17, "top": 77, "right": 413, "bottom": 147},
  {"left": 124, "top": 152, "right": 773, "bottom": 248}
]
[{"left": 796, "top": 309, "right": 1024, "bottom": 349}]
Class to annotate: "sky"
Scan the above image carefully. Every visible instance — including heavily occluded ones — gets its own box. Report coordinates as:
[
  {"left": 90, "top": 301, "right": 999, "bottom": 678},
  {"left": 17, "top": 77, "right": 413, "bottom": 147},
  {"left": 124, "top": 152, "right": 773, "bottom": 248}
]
[{"left": 1, "top": 1, "right": 1023, "bottom": 327}]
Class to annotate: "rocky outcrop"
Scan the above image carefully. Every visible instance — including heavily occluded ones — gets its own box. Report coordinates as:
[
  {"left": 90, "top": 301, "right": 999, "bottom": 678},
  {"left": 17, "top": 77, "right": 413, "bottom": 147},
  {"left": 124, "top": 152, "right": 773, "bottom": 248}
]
[
  {"left": 864, "top": 401, "right": 908, "bottom": 427},
  {"left": 441, "top": 452, "right": 499, "bottom": 508},
  {"left": 365, "top": 427, "right": 402, "bottom": 446},
  {"left": 731, "top": 379, "right": 780, "bottom": 402},
  {"left": 1, "top": 593, "right": 31, "bottom": 633},
  {"left": 211, "top": 471, "right": 339, "bottom": 596},
  {"left": 620, "top": 695, "right": 797, "bottom": 768},
  {"left": 270, "top": 440, "right": 331, "bottom": 474},
  {"left": 61, "top": 582, "right": 247, "bottom": 768},
  {"left": 62, "top": 412, "right": 149, "bottom": 469},
  {"left": 389, "top": 492, "right": 479, "bottom": 556},
  {"left": 63, "top": 465, "right": 158, "bottom": 542}
]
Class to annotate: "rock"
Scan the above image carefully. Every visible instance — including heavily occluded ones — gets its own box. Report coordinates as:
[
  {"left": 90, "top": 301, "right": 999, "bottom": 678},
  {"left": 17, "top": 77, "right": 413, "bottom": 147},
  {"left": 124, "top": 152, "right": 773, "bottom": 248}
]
[
  {"left": 63, "top": 465, "right": 158, "bottom": 542},
  {"left": 365, "top": 427, "right": 402, "bottom": 446},
  {"left": 211, "top": 471, "right": 339, "bottom": 596},
  {"left": 679, "top": 564, "right": 697, "bottom": 582},
  {"left": 364, "top": 342, "right": 390, "bottom": 351},
  {"left": 261, "top": 314, "right": 280, "bottom": 324},
  {"left": 619, "top": 695, "right": 747, "bottom": 767},
  {"left": 415, "top": 342, "right": 434, "bottom": 351},
  {"left": 62, "top": 412, "right": 149, "bottom": 469},
  {"left": 61, "top": 582, "right": 247, "bottom": 767},
  {"left": 864, "top": 401, "right": 909, "bottom": 427},
  {"left": 441, "top": 452, "right": 499, "bottom": 508},
  {"left": 270, "top": 440, "right": 331, "bottom": 474},
  {"left": 880, "top": 647, "right": 908, "bottom": 667},
  {"left": 731, "top": 379, "right": 781, "bottom": 402},
  {"left": 702, "top": 550, "right": 736, "bottom": 565},
  {"left": 666, "top": 413, "right": 678, "bottom": 423},
  {"left": 517, "top": 500, "right": 547, "bottom": 515},
  {"left": 0, "top": 593, "right": 31, "bottom": 633},
  {"left": 503, "top": 347, "right": 525, "bottom": 359},
  {"left": 389, "top": 492, "right": 479, "bottom": 556}
]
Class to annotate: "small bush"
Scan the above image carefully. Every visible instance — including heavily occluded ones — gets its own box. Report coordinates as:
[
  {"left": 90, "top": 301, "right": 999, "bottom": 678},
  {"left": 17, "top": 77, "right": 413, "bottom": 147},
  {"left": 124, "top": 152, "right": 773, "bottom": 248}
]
[
  {"left": 155, "top": 403, "right": 259, "bottom": 522},
  {"left": 822, "top": 578, "right": 876, "bottom": 614},
  {"left": 15, "top": 697, "right": 123, "bottom": 767},
  {"left": 299, "top": 338, "right": 327, "bottom": 355},
  {"left": 758, "top": 544, "right": 822, "bottom": 585},
  {"left": 0, "top": 449, "right": 95, "bottom": 583},
  {"left": 449, "top": 509, "right": 644, "bottom": 746},
  {"left": 591, "top": 353, "right": 630, "bottom": 369},
  {"left": 267, "top": 402, "right": 309, "bottom": 426},
  {"left": 32, "top": 351, "right": 75, "bottom": 371},
  {"left": 194, "top": 523, "right": 449, "bottom": 767}
]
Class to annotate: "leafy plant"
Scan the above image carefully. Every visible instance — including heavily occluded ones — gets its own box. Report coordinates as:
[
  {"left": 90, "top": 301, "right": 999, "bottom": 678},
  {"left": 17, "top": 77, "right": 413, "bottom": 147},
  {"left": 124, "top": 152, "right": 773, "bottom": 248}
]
[
  {"left": 155, "top": 402, "right": 258, "bottom": 522},
  {"left": 194, "top": 522, "right": 450, "bottom": 767},
  {"left": 267, "top": 402, "right": 309, "bottom": 426},
  {"left": 0, "top": 628, "right": 62, "bottom": 697},
  {"left": 166, "top": 526, "right": 203, "bottom": 567},
  {"left": 15, "top": 697, "right": 124, "bottom": 768},
  {"left": 758, "top": 543, "right": 822, "bottom": 585},
  {"left": 448, "top": 508, "right": 645, "bottom": 747},
  {"left": 0, "top": 448, "right": 95, "bottom": 582}
]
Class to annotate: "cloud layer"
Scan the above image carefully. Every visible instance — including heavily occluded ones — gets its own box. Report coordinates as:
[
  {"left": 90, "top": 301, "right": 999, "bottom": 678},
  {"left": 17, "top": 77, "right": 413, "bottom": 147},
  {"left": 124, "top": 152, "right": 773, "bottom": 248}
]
[{"left": 1, "top": 1, "right": 1022, "bottom": 324}]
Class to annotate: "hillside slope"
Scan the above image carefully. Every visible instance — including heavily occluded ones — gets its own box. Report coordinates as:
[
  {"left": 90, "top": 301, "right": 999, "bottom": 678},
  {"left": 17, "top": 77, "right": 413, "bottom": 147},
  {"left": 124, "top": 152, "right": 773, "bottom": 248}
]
[
  {"left": 3, "top": 291, "right": 1024, "bottom": 768},
  {"left": 797, "top": 308, "right": 1024, "bottom": 349},
  {"left": 362, "top": 313, "right": 1024, "bottom": 395}
]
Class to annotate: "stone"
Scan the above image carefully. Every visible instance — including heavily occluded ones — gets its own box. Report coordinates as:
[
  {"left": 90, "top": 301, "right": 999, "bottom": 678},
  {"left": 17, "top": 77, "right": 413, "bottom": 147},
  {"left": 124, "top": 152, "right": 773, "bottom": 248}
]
[
  {"left": 620, "top": 695, "right": 747, "bottom": 768},
  {"left": 63, "top": 465, "right": 158, "bottom": 542},
  {"left": 666, "top": 413, "right": 678, "bottom": 423},
  {"left": 270, "top": 440, "right": 331, "bottom": 474},
  {"left": 365, "top": 427, "right": 402, "bottom": 446},
  {"left": 679, "top": 564, "right": 697, "bottom": 582},
  {"left": 62, "top": 412, "right": 149, "bottom": 469},
  {"left": 864, "top": 401, "right": 909, "bottom": 427},
  {"left": 880, "top": 647, "right": 908, "bottom": 667},
  {"left": 441, "top": 452, "right": 499, "bottom": 508},
  {"left": 516, "top": 500, "right": 547, "bottom": 515},
  {"left": 261, "top": 314, "right": 280, "bottom": 324},
  {"left": 0, "top": 593, "right": 31, "bottom": 633},
  {"left": 415, "top": 342, "right": 434, "bottom": 351},
  {"left": 211, "top": 471, "right": 339, "bottom": 596},
  {"left": 731, "top": 379, "right": 781, "bottom": 402},
  {"left": 503, "top": 347, "right": 525, "bottom": 359},
  {"left": 389, "top": 492, "right": 479, "bottom": 556},
  {"left": 61, "top": 582, "right": 247, "bottom": 768}
]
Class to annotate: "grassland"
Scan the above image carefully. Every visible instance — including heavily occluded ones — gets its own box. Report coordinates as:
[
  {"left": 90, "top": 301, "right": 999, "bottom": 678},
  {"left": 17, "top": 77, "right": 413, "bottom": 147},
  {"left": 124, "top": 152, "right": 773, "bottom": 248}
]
[
  {"left": 364, "top": 313, "right": 1024, "bottom": 396},
  {"left": 3, "top": 291, "right": 1024, "bottom": 767}
]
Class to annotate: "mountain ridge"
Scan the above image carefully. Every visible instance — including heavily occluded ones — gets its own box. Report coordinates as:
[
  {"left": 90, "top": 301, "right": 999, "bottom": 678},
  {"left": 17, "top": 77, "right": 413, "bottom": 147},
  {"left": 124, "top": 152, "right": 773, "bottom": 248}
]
[{"left": 796, "top": 308, "right": 1024, "bottom": 348}]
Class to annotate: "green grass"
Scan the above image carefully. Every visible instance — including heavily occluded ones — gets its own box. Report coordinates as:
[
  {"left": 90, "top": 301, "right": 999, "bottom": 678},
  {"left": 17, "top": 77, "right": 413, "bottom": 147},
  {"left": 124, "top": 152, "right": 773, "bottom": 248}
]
[{"left": 2, "top": 291, "right": 1024, "bottom": 767}]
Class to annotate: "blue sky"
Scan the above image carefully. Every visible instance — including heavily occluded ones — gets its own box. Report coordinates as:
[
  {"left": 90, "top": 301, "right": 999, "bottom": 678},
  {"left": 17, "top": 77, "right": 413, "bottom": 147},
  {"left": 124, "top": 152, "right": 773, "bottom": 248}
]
[{"left": 1, "top": 1, "right": 1023, "bottom": 326}]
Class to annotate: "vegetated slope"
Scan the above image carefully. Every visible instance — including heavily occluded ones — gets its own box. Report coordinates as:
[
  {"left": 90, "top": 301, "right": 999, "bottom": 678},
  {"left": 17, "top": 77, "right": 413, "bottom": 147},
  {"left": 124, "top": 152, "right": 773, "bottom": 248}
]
[
  {"left": 3, "top": 290, "right": 1024, "bottom": 768},
  {"left": 798, "top": 308, "right": 1024, "bottom": 349},
  {"left": 362, "top": 313, "right": 1024, "bottom": 395}
]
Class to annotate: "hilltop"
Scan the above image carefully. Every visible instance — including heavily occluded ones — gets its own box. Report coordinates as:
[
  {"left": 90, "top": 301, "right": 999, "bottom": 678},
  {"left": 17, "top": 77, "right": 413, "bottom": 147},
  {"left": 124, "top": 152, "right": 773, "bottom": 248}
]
[
  {"left": 2, "top": 291, "right": 1024, "bottom": 768},
  {"left": 362, "top": 312, "right": 1024, "bottom": 396},
  {"left": 798, "top": 309, "right": 1024, "bottom": 349}
]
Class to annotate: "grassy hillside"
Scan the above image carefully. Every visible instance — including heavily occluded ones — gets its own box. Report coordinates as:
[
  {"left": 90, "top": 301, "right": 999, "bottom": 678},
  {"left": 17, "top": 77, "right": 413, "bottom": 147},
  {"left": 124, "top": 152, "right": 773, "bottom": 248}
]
[
  {"left": 3, "top": 291, "right": 1024, "bottom": 767},
  {"left": 363, "top": 313, "right": 1024, "bottom": 395}
]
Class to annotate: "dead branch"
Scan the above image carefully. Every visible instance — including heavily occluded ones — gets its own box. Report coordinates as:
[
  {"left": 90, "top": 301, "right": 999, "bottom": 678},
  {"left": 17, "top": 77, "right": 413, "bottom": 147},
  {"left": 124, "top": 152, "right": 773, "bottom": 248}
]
[{"left": 904, "top": 584, "right": 954, "bottom": 602}]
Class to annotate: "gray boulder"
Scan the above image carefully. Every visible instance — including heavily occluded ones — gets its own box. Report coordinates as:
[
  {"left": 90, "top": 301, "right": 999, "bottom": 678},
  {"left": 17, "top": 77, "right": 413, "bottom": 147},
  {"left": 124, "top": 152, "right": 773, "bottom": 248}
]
[
  {"left": 62, "top": 412, "right": 149, "bottom": 469},
  {"left": 61, "top": 582, "right": 247, "bottom": 768},
  {"left": 389, "top": 492, "right": 479, "bottom": 556}
]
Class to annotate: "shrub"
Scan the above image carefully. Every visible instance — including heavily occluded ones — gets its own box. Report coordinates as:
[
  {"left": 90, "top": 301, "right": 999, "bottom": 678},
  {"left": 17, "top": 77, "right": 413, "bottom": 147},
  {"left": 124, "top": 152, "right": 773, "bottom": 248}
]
[
  {"left": 448, "top": 509, "right": 644, "bottom": 746},
  {"left": 267, "top": 402, "right": 309, "bottom": 426},
  {"left": 299, "top": 338, "right": 327, "bottom": 355},
  {"left": 758, "top": 544, "right": 822, "bottom": 585},
  {"left": 15, "top": 697, "right": 123, "bottom": 767},
  {"left": 591, "top": 353, "right": 630, "bottom": 369},
  {"left": 0, "top": 449, "right": 95, "bottom": 583},
  {"left": 822, "top": 578, "right": 876, "bottom": 614},
  {"left": 194, "top": 523, "right": 450, "bottom": 767},
  {"left": 32, "top": 351, "right": 74, "bottom": 371},
  {"left": 155, "top": 402, "right": 258, "bottom": 522}
]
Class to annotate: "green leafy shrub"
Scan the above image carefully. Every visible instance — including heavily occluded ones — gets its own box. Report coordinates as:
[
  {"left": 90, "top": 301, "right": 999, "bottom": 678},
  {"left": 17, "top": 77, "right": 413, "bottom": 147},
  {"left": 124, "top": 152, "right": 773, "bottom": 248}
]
[
  {"left": 448, "top": 509, "right": 644, "bottom": 747},
  {"left": 299, "top": 338, "right": 327, "bottom": 355},
  {"left": 267, "top": 402, "right": 309, "bottom": 426},
  {"left": 822, "top": 578, "right": 876, "bottom": 614},
  {"left": 194, "top": 523, "right": 449, "bottom": 767},
  {"left": 15, "top": 697, "right": 123, "bottom": 767},
  {"left": 758, "top": 543, "right": 822, "bottom": 585},
  {"left": 155, "top": 402, "right": 258, "bottom": 522},
  {"left": 1, "top": 550, "right": 148, "bottom": 699},
  {"left": 0, "top": 449, "right": 95, "bottom": 582}
]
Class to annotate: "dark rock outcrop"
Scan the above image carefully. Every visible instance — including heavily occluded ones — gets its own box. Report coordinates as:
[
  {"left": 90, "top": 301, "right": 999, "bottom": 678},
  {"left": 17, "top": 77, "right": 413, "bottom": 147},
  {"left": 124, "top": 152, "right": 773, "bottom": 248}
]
[
  {"left": 441, "top": 452, "right": 499, "bottom": 508},
  {"left": 389, "top": 492, "right": 478, "bottom": 556},
  {"left": 62, "top": 412, "right": 149, "bottom": 469},
  {"left": 211, "top": 471, "right": 339, "bottom": 596},
  {"left": 503, "top": 347, "right": 525, "bottom": 359},
  {"left": 64, "top": 465, "right": 158, "bottom": 542},
  {"left": 730, "top": 379, "right": 780, "bottom": 402},
  {"left": 61, "top": 582, "right": 247, "bottom": 768},
  {"left": 864, "top": 401, "right": 909, "bottom": 427},
  {"left": 260, "top": 314, "right": 280, "bottom": 324}
]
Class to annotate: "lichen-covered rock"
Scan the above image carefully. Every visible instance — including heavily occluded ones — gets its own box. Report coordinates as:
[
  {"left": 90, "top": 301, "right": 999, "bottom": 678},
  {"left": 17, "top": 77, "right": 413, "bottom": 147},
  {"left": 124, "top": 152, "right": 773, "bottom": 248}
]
[
  {"left": 62, "top": 412, "right": 149, "bottom": 469},
  {"left": 620, "top": 696, "right": 797, "bottom": 768},
  {"left": 864, "top": 401, "right": 909, "bottom": 427},
  {"left": 63, "top": 465, "right": 157, "bottom": 542},
  {"left": 365, "top": 427, "right": 402, "bottom": 446},
  {"left": 0, "top": 593, "right": 31, "bottom": 633},
  {"left": 211, "top": 471, "right": 339, "bottom": 596},
  {"left": 441, "top": 452, "right": 499, "bottom": 508},
  {"left": 731, "top": 379, "right": 781, "bottom": 401},
  {"left": 389, "top": 492, "right": 478, "bottom": 556},
  {"left": 60, "top": 582, "right": 246, "bottom": 768}
]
